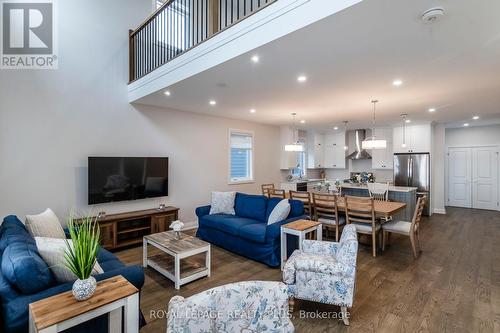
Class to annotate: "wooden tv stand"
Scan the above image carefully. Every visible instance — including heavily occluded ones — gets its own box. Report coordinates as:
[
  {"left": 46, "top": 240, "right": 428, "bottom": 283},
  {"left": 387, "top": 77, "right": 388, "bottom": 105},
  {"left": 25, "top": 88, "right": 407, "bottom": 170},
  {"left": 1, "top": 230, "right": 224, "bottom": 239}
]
[{"left": 92, "top": 207, "right": 179, "bottom": 250}]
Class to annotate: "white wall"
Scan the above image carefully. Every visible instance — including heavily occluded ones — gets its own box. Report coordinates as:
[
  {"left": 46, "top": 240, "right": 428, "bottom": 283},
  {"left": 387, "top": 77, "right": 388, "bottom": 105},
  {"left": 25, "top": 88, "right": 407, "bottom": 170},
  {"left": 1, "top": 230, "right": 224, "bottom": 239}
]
[
  {"left": 446, "top": 125, "right": 500, "bottom": 146},
  {"left": 0, "top": 0, "right": 281, "bottom": 225},
  {"left": 432, "top": 124, "right": 446, "bottom": 214}
]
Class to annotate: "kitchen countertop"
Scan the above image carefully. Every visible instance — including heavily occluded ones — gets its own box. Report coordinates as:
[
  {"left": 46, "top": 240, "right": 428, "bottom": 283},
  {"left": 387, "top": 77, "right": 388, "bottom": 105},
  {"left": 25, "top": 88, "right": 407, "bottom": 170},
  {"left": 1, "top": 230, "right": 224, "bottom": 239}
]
[
  {"left": 282, "top": 179, "right": 325, "bottom": 184},
  {"left": 340, "top": 183, "right": 418, "bottom": 192}
]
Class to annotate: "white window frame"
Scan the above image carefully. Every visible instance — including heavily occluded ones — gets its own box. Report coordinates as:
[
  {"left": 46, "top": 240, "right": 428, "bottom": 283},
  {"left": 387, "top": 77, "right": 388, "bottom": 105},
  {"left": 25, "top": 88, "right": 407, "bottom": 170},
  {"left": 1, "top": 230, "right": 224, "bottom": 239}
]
[{"left": 228, "top": 129, "right": 255, "bottom": 185}]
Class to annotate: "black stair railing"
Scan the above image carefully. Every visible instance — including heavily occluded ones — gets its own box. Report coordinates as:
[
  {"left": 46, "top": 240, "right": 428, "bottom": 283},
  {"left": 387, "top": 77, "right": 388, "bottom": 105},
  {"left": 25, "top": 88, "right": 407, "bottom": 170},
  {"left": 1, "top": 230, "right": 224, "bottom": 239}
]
[{"left": 129, "top": 0, "right": 276, "bottom": 83}]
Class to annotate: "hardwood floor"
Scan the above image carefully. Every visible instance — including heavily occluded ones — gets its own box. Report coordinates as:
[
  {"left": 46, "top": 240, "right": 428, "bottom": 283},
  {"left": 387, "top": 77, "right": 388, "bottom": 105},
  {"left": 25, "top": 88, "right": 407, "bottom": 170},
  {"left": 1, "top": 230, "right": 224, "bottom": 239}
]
[{"left": 115, "top": 207, "right": 500, "bottom": 332}]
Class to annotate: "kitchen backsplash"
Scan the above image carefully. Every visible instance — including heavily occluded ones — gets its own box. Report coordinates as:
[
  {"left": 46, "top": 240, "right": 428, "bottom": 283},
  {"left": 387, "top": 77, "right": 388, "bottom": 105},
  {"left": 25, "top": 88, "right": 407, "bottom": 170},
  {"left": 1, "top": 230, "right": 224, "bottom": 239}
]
[{"left": 280, "top": 160, "right": 393, "bottom": 183}]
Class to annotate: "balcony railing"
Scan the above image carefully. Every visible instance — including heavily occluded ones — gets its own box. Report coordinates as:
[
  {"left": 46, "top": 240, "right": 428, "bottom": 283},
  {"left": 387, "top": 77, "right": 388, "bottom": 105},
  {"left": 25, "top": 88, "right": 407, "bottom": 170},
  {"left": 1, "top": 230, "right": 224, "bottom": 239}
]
[{"left": 129, "top": 0, "right": 276, "bottom": 82}]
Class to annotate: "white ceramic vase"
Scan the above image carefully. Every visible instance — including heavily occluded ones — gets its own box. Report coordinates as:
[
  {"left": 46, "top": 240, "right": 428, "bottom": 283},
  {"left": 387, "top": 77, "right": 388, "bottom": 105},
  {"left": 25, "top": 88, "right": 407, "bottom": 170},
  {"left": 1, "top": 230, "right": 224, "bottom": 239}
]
[{"left": 72, "top": 276, "right": 97, "bottom": 301}]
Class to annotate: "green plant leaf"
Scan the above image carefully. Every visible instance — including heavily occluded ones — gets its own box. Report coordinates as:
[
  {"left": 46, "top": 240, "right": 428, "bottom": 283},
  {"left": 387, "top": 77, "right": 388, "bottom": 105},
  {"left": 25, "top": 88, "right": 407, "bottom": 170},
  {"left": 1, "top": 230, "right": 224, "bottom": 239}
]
[{"left": 63, "top": 210, "right": 101, "bottom": 280}]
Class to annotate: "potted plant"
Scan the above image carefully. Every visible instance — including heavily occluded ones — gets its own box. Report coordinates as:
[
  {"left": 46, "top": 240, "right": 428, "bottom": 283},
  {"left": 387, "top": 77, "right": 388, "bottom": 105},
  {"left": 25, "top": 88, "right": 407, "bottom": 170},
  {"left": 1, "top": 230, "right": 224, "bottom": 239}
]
[{"left": 64, "top": 214, "right": 101, "bottom": 301}]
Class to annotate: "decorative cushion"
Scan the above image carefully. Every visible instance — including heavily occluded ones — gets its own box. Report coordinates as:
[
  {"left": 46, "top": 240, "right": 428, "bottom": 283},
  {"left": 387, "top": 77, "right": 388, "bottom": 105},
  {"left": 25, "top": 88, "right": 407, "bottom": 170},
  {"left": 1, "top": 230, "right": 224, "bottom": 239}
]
[
  {"left": 25, "top": 208, "right": 66, "bottom": 239},
  {"left": 209, "top": 192, "right": 236, "bottom": 215},
  {"left": 350, "top": 222, "right": 381, "bottom": 233},
  {"left": 234, "top": 193, "right": 267, "bottom": 221},
  {"left": 318, "top": 216, "right": 346, "bottom": 226},
  {"left": 0, "top": 218, "right": 35, "bottom": 255},
  {"left": 1, "top": 242, "right": 55, "bottom": 294},
  {"left": 382, "top": 220, "right": 411, "bottom": 234},
  {"left": 35, "top": 237, "right": 104, "bottom": 283},
  {"left": 267, "top": 199, "right": 291, "bottom": 225},
  {"left": 1, "top": 215, "right": 27, "bottom": 230},
  {"left": 266, "top": 198, "right": 303, "bottom": 221}
]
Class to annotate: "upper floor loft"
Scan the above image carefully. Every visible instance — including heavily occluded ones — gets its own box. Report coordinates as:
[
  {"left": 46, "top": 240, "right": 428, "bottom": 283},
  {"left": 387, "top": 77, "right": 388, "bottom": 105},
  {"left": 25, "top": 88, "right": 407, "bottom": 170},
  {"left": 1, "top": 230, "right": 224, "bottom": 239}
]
[{"left": 127, "top": 0, "right": 363, "bottom": 102}]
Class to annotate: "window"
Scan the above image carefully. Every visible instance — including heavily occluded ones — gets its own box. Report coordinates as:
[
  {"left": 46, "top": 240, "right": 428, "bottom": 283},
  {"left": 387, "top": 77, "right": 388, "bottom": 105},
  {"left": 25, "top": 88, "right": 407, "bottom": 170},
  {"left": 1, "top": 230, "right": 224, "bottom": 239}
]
[
  {"left": 229, "top": 130, "right": 254, "bottom": 184},
  {"left": 290, "top": 139, "right": 306, "bottom": 178}
]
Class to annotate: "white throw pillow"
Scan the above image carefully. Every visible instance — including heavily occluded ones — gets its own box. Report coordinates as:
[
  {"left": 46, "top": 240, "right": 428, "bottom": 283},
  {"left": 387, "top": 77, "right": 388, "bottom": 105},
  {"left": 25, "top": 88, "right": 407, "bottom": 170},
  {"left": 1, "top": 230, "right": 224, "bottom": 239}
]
[
  {"left": 268, "top": 199, "right": 291, "bottom": 225},
  {"left": 35, "top": 237, "right": 104, "bottom": 283},
  {"left": 25, "top": 208, "right": 66, "bottom": 239},
  {"left": 209, "top": 192, "right": 236, "bottom": 215}
]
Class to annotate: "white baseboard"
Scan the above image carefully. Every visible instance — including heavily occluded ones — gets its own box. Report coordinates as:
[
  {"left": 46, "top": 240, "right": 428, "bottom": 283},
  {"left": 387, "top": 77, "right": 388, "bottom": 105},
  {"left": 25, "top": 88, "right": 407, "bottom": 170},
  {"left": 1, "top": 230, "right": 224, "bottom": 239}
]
[
  {"left": 433, "top": 208, "right": 447, "bottom": 214},
  {"left": 183, "top": 221, "right": 198, "bottom": 230}
]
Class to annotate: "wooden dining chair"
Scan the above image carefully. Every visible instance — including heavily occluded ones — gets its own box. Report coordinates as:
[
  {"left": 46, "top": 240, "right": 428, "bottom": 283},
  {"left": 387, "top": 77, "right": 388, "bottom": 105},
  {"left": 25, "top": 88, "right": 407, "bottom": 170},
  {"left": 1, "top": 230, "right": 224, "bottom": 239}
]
[
  {"left": 289, "top": 191, "right": 313, "bottom": 220},
  {"left": 345, "top": 196, "right": 380, "bottom": 257},
  {"left": 261, "top": 184, "right": 275, "bottom": 197},
  {"left": 312, "top": 193, "right": 345, "bottom": 242},
  {"left": 268, "top": 189, "right": 286, "bottom": 199},
  {"left": 382, "top": 196, "right": 426, "bottom": 259},
  {"left": 367, "top": 182, "right": 389, "bottom": 201}
]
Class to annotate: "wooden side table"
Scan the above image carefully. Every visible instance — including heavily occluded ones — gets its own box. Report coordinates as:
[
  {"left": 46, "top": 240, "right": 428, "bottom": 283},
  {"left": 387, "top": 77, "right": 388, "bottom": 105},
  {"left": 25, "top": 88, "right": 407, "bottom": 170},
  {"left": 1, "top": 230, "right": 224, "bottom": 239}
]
[
  {"left": 280, "top": 219, "right": 322, "bottom": 270},
  {"left": 29, "top": 276, "right": 139, "bottom": 333}
]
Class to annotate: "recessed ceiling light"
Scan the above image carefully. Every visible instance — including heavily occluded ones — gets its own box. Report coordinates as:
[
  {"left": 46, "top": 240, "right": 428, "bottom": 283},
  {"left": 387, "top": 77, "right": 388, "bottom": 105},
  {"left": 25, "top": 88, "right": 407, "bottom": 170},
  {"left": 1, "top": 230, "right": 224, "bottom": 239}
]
[
  {"left": 463, "top": 123, "right": 469, "bottom": 127},
  {"left": 251, "top": 55, "right": 259, "bottom": 63},
  {"left": 428, "top": 108, "right": 436, "bottom": 112},
  {"left": 405, "top": 119, "right": 411, "bottom": 123},
  {"left": 209, "top": 100, "right": 217, "bottom": 106},
  {"left": 472, "top": 116, "right": 479, "bottom": 120},
  {"left": 297, "top": 75, "right": 307, "bottom": 83},
  {"left": 300, "top": 120, "right": 306, "bottom": 124},
  {"left": 393, "top": 79, "right": 403, "bottom": 86},
  {"left": 250, "top": 109, "right": 256, "bottom": 113},
  {"left": 164, "top": 90, "right": 171, "bottom": 96},
  {"left": 333, "top": 126, "right": 339, "bottom": 130}
]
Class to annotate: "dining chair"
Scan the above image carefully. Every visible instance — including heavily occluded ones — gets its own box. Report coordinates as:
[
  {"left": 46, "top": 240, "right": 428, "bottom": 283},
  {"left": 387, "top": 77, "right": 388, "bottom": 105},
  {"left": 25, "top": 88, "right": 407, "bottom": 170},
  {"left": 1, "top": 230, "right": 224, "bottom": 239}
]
[
  {"left": 312, "top": 193, "right": 345, "bottom": 242},
  {"left": 345, "top": 196, "right": 380, "bottom": 257},
  {"left": 261, "top": 184, "right": 275, "bottom": 197},
  {"left": 268, "top": 189, "right": 286, "bottom": 199},
  {"left": 367, "top": 182, "right": 389, "bottom": 201},
  {"left": 382, "top": 196, "right": 426, "bottom": 259},
  {"left": 289, "top": 191, "right": 313, "bottom": 220}
]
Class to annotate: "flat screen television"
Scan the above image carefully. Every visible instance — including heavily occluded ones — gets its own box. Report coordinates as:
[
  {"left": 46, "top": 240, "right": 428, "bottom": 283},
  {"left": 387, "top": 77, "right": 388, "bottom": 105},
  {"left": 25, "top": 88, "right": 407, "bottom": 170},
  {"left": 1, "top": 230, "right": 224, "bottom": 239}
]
[{"left": 88, "top": 157, "right": 168, "bottom": 205}]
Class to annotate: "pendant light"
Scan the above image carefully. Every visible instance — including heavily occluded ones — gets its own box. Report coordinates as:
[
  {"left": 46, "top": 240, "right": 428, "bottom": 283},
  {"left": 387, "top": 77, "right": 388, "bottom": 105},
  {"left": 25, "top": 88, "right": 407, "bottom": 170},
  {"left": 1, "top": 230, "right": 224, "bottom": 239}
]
[
  {"left": 362, "top": 100, "right": 387, "bottom": 149},
  {"left": 284, "top": 113, "right": 304, "bottom": 152},
  {"left": 401, "top": 114, "right": 408, "bottom": 148}
]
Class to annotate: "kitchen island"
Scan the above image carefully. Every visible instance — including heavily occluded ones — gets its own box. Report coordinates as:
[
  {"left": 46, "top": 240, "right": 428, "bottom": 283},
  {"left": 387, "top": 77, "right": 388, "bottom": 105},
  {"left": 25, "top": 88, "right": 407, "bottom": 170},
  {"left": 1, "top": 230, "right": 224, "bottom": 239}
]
[{"left": 340, "top": 183, "right": 417, "bottom": 220}]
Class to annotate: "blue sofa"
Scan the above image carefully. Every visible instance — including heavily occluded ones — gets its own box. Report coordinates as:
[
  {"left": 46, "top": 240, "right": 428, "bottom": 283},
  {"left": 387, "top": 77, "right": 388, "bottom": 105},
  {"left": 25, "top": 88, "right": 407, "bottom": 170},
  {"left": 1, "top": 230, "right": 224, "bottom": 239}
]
[
  {"left": 0, "top": 215, "right": 145, "bottom": 333},
  {"left": 196, "top": 193, "right": 307, "bottom": 267}
]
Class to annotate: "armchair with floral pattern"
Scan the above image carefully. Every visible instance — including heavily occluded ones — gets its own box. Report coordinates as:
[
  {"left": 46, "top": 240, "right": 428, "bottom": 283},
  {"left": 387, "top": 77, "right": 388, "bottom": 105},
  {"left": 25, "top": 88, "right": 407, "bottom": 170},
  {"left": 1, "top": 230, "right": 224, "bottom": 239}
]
[
  {"left": 167, "top": 281, "right": 294, "bottom": 332},
  {"left": 282, "top": 224, "right": 358, "bottom": 325}
]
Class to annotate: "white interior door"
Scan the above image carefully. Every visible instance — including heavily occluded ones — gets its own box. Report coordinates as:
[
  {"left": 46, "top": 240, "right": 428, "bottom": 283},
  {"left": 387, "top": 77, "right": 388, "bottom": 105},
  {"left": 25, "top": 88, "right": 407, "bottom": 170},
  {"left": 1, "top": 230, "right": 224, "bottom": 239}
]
[
  {"left": 448, "top": 147, "right": 472, "bottom": 208},
  {"left": 472, "top": 146, "right": 498, "bottom": 210}
]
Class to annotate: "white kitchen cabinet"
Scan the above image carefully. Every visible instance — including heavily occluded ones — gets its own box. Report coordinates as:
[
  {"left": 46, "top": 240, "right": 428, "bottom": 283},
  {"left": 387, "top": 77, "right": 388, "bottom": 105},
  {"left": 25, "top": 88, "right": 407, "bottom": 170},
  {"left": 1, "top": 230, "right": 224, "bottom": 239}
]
[
  {"left": 393, "top": 124, "right": 432, "bottom": 154},
  {"left": 307, "top": 132, "right": 324, "bottom": 169},
  {"left": 323, "top": 132, "right": 347, "bottom": 169},
  {"left": 280, "top": 126, "right": 298, "bottom": 169},
  {"left": 371, "top": 127, "right": 393, "bottom": 169}
]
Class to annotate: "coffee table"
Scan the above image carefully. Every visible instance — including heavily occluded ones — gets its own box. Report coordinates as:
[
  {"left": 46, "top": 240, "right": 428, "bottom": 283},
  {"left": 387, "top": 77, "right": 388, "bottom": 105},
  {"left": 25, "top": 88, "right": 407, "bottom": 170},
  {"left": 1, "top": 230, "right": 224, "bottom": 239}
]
[
  {"left": 280, "top": 219, "right": 322, "bottom": 270},
  {"left": 143, "top": 231, "right": 210, "bottom": 289}
]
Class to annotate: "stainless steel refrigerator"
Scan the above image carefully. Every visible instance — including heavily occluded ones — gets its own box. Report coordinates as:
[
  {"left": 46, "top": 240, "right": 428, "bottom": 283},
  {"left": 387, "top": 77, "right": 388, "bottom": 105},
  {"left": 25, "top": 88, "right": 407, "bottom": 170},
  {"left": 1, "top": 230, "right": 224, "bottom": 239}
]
[{"left": 393, "top": 153, "right": 431, "bottom": 215}]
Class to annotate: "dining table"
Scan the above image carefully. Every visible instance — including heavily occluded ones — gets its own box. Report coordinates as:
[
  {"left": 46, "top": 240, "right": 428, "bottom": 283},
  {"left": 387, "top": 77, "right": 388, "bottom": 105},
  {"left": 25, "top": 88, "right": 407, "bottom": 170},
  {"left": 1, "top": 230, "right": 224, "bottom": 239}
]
[
  {"left": 285, "top": 191, "right": 408, "bottom": 219},
  {"left": 335, "top": 197, "right": 407, "bottom": 219}
]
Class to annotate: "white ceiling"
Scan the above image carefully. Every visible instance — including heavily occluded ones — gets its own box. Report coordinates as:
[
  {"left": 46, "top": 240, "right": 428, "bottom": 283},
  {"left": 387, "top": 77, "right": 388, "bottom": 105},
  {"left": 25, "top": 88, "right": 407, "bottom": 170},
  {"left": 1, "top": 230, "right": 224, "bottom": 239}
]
[{"left": 136, "top": 0, "right": 500, "bottom": 131}]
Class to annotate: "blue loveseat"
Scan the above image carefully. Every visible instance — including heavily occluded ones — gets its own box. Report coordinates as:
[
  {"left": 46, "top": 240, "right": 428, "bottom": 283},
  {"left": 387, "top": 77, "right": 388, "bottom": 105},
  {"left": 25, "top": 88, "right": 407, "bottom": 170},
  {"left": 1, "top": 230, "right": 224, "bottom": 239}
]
[
  {"left": 0, "top": 215, "right": 145, "bottom": 333},
  {"left": 196, "top": 193, "right": 307, "bottom": 267}
]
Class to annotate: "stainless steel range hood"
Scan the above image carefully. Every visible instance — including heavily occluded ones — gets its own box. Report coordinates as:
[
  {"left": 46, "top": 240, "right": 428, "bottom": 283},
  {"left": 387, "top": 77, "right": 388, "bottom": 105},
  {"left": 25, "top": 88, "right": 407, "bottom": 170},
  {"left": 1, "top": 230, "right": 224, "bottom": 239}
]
[{"left": 346, "top": 130, "right": 372, "bottom": 160}]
